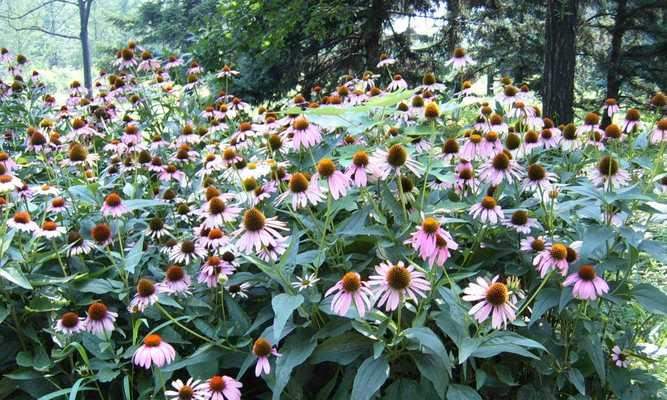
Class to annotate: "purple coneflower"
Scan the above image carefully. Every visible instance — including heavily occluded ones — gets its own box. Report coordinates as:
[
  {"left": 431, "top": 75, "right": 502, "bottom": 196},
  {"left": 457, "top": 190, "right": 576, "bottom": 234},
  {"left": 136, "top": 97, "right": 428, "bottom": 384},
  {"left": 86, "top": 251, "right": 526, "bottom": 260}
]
[
  {"left": 462, "top": 275, "right": 517, "bottom": 329},
  {"left": 446, "top": 47, "right": 474, "bottom": 70},
  {"left": 199, "top": 196, "right": 241, "bottom": 228},
  {"left": 276, "top": 172, "right": 325, "bottom": 209},
  {"left": 523, "top": 163, "right": 557, "bottom": 192},
  {"left": 234, "top": 208, "right": 288, "bottom": 254},
  {"left": 165, "top": 378, "right": 206, "bottom": 400},
  {"left": 479, "top": 152, "right": 523, "bottom": 186},
  {"left": 284, "top": 116, "right": 322, "bottom": 151},
  {"left": 620, "top": 108, "right": 642, "bottom": 133},
  {"left": 204, "top": 375, "right": 243, "bottom": 400},
  {"left": 314, "top": 158, "right": 351, "bottom": 200},
  {"left": 563, "top": 264, "right": 609, "bottom": 300},
  {"left": 170, "top": 239, "right": 207, "bottom": 265},
  {"left": 84, "top": 302, "right": 117, "bottom": 335},
  {"left": 386, "top": 74, "right": 408, "bottom": 92},
  {"left": 589, "top": 156, "right": 630, "bottom": 189},
  {"left": 503, "top": 210, "right": 537, "bottom": 234},
  {"left": 325, "top": 272, "right": 372, "bottom": 317},
  {"left": 612, "top": 346, "right": 629, "bottom": 368},
  {"left": 650, "top": 118, "right": 667, "bottom": 144},
  {"left": 370, "top": 144, "right": 423, "bottom": 180},
  {"left": 405, "top": 217, "right": 457, "bottom": 261},
  {"left": 55, "top": 312, "right": 85, "bottom": 335},
  {"left": 369, "top": 261, "right": 430, "bottom": 311},
  {"left": 37, "top": 220, "right": 66, "bottom": 239},
  {"left": 7, "top": 211, "right": 38, "bottom": 232},
  {"left": 253, "top": 338, "right": 281, "bottom": 376},
  {"left": 101, "top": 192, "right": 130, "bottom": 218},
  {"left": 470, "top": 196, "right": 503, "bottom": 224},
  {"left": 603, "top": 98, "right": 620, "bottom": 117},
  {"left": 129, "top": 278, "right": 160, "bottom": 313},
  {"left": 533, "top": 243, "right": 570, "bottom": 277},
  {"left": 133, "top": 334, "right": 176, "bottom": 369},
  {"left": 160, "top": 265, "right": 191, "bottom": 295}
]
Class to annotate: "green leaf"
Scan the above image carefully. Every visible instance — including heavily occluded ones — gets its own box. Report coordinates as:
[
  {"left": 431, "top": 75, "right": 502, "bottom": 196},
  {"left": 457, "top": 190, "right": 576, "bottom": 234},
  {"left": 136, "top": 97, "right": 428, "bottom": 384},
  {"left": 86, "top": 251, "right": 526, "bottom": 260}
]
[
  {"left": 583, "top": 335, "right": 605, "bottom": 385},
  {"left": 632, "top": 284, "right": 667, "bottom": 315},
  {"left": 124, "top": 236, "right": 144, "bottom": 274},
  {"left": 458, "top": 338, "right": 481, "bottom": 364},
  {"left": 124, "top": 199, "right": 165, "bottom": 210},
  {"left": 639, "top": 240, "right": 667, "bottom": 263},
  {"left": 310, "top": 331, "right": 371, "bottom": 365},
  {"left": 351, "top": 355, "right": 390, "bottom": 400},
  {"left": 567, "top": 368, "right": 585, "bottom": 395},
  {"left": 0, "top": 266, "right": 32, "bottom": 289},
  {"left": 74, "top": 279, "right": 123, "bottom": 294},
  {"left": 528, "top": 288, "right": 560, "bottom": 326},
  {"left": 272, "top": 330, "right": 317, "bottom": 400},
  {"left": 581, "top": 225, "right": 615, "bottom": 257},
  {"left": 272, "top": 293, "right": 304, "bottom": 342},
  {"left": 447, "top": 384, "right": 482, "bottom": 400},
  {"left": 413, "top": 353, "right": 449, "bottom": 399},
  {"left": 404, "top": 327, "right": 452, "bottom": 372}
]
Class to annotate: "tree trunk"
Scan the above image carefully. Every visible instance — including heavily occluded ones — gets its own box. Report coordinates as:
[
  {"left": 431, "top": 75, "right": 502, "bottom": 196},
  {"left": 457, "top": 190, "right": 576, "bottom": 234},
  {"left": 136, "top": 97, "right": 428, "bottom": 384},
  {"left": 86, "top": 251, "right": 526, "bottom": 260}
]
[
  {"left": 602, "top": 0, "right": 626, "bottom": 128},
  {"left": 543, "top": 0, "right": 578, "bottom": 124},
  {"left": 445, "top": 0, "right": 461, "bottom": 54},
  {"left": 363, "top": 0, "right": 386, "bottom": 70},
  {"left": 78, "top": 0, "right": 93, "bottom": 96}
]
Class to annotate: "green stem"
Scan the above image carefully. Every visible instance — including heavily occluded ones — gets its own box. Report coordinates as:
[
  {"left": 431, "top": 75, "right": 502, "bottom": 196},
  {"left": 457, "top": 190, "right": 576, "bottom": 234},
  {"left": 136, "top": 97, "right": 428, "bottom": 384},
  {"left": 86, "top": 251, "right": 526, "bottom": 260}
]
[{"left": 517, "top": 271, "right": 553, "bottom": 316}]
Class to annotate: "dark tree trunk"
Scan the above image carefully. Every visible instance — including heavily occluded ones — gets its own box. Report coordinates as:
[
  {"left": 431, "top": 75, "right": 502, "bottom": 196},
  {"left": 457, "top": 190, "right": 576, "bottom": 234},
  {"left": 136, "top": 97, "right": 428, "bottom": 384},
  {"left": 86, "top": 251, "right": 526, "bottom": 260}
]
[
  {"left": 543, "top": 0, "right": 578, "bottom": 124},
  {"left": 78, "top": 0, "right": 93, "bottom": 96},
  {"left": 445, "top": 0, "right": 461, "bottom": 54},
  {"left": 363, "top": 0, "right": 386, "bottom": 70},
  {"left": 602, "top": 0, "right": 627, "bottom": 128}
]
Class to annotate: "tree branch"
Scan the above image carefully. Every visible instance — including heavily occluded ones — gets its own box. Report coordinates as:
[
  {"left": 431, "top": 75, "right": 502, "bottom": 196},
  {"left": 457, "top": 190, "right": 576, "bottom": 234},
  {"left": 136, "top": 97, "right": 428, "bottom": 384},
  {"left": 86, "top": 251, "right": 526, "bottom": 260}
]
[
  {"left": 11, "top": 25, "right": 79, "bottom": 40},
  {"left": 0, "top": 0, "right": 76, "bottom": 20}
]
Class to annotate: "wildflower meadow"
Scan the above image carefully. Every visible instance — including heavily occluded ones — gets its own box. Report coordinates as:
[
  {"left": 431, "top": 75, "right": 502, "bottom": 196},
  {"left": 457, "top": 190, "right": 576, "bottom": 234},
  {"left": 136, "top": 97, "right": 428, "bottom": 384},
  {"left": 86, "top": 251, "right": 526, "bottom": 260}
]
[{"left": 0, "top": 37, "right": 666, "bottom": 399}]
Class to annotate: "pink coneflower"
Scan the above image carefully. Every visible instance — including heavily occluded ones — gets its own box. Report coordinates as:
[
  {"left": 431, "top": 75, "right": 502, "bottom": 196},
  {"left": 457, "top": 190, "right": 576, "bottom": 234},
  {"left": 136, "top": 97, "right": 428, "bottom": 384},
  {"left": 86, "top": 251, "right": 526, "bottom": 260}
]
[
  {"left": 479, "top": 131, "right": 503, "bottom": 158},
  {"left": 470, "top": 196, "right": 503, "bottom": 224},
  {"left": 276, "top": 172, "right": 325, "bottom": 209},
  {"left": 521, "top": 236, "right": 547, "bottom": 253},
  {"left": 176, "top": 124, "right": 200, "bottom": 145},
  {"left": 602, "top": 98, "right": 620, "bottom": 117},
  {"left": 462, "top": 276, "right": 517, "bottom": 329},
  {"left": 228, "top": 97, "right": 251, "bottom": 113},
  {"left": 460, "top": 133, "right": 483, "bottom": 160},
  {"left": 198, "top": 255, "right": 234, "bottom": 287},
  {"left": 347, "top": 88, "right": 368, "bottom": 106},
  {"left": 165, "top": 378, "right": 207, "bottom": 400},
  {"left": 55, "top": 312, "right": 85, "bottom": 335},
  {"left": 386, "top": 74, "right": 408, "bottom": 92},
  {"left": 370, "top": 144, "right": 423, "bottom": 179},
  {"left": 496, "top": 85, "right": 519, "bottom": 105},
  {"left": 376, "top": 53, "right": 396, "bottom": 68},
  {"left": 650, "top": 118, "right": 667, "bottom": 144},
  {"left": 200, "top": 227, "right": 230, "bottom": 250},
  {"left": 217, "top": 65, "right": 240, "bottom": 79},
  {"left": 253, "top": 338, "right": 281, "bottom": 376},
  {"left": 26, "top": 128, "right": 51, "bottom": 153},
  {"left": 325, "top": 271, "right": 373, "bottom": 317},
  {"left": 170, "top": 239, "right": 207, "bottom": 264},
  {"left": 620, "top": 108, "right": 642, "bottom": 133},
  {"left": 0, "top": 151, "right": 18, "bottom": 171},
  {"left": 369, "top": 261, "right": 430, "bottom": 311},
  {"left": 103, "top": 139, "right": 128, "bottom": 155},
  {"left": 7, "top": 211, "right": 38, "bottom": 232},
  {"left": 589, "top": 156, "right": 631, "bottom": 189},
  {"left": 405, "top": 216, "right": 457, "bottom": 261},
  {"left": 314, "top": 158, "right": 351, "bottom": 200},
  {"left": 533, "top": 243, "right": 569, "bottom": 277},
  {"left": 67, "top": 231, "right": 93, "bottom": 256},
  {"left": 199, "top": 196, "right": 242, "bottom": 228},
  {"left": 164, "top": 55, "right": 182, "bottom": 70},
  {"left": 427, "top": 233, "right": 459, "bottom": 267},
  {"left": 62, "top": 143, "right": 99, "bottom": 167},
  {"left": 101, "top": 193, "right": 130, "bottom": 218},
  {"left": 121, "top": 124, "right": 142, "bottom": 145},
  {"left": 144, "top": 217, "right": 171, "bottom": 239},
  {"left": 576, "top": 113, "right": 604, "bottom": 136},
  {"left": 523, "top": 164, "right": 557, "bottom": 192},
  {"left": 563, "top": 264, "right": 609, "bottom": 300},
  {"left": 539, "top": 128, "right": 561, "bottom": 149},
  {"left": 508, "top": 101, "right": 534, "bottom": 119},
  {"left": 487, "top": 114, "right": 509, "bottom": 135},
  {"left": 36, "top": 220, "right": 66, "bottom": 239},
  {"left": 409, "top": 135, "right": 432, "bottom": 154},
  {"left": 479, "top": 152, "right": 523, "bottom": 185},
  {"left": 66, "top": 117, "right": 99, "bottom": 141},
  {"left": 0, "top": 171, "right": 23, "bottom": 193},
  {"left": 84, "top": 302, "right": 118, "bottom": 335},
  {"left": 503, "top": 210, "right": 537, "bottom": 234},
  {"left": 203, "top": 375, "right": 242, "bottom": 400},
  {"left": 160, "top": 265, "right": 191, "bottom": 295},
  {"left": 249, "top": 181, "right": 277, "bottom": 206},
  {"left": 612, "top": 346, "right": 629, "bottom": 368},
  {"left": 234, "top": 208, "right": 289, "bottom": 253},
  {"left": 455, "top": 166, "right": 477, "bottom": 194},
  {"left": 129, "top": 278, "right": 160, "bottom": 313},
  {"left": 257, "top": 236, "right": 288, "bottom": 262},
  {"left": 133, "top": 334, "right": 176, "bottom": 369},
  {"left": 446, "top": 48, "right": 474, "bottom": 70},
  {"left": 284, "top": 116, "right": 322, "bottom": 151}
]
